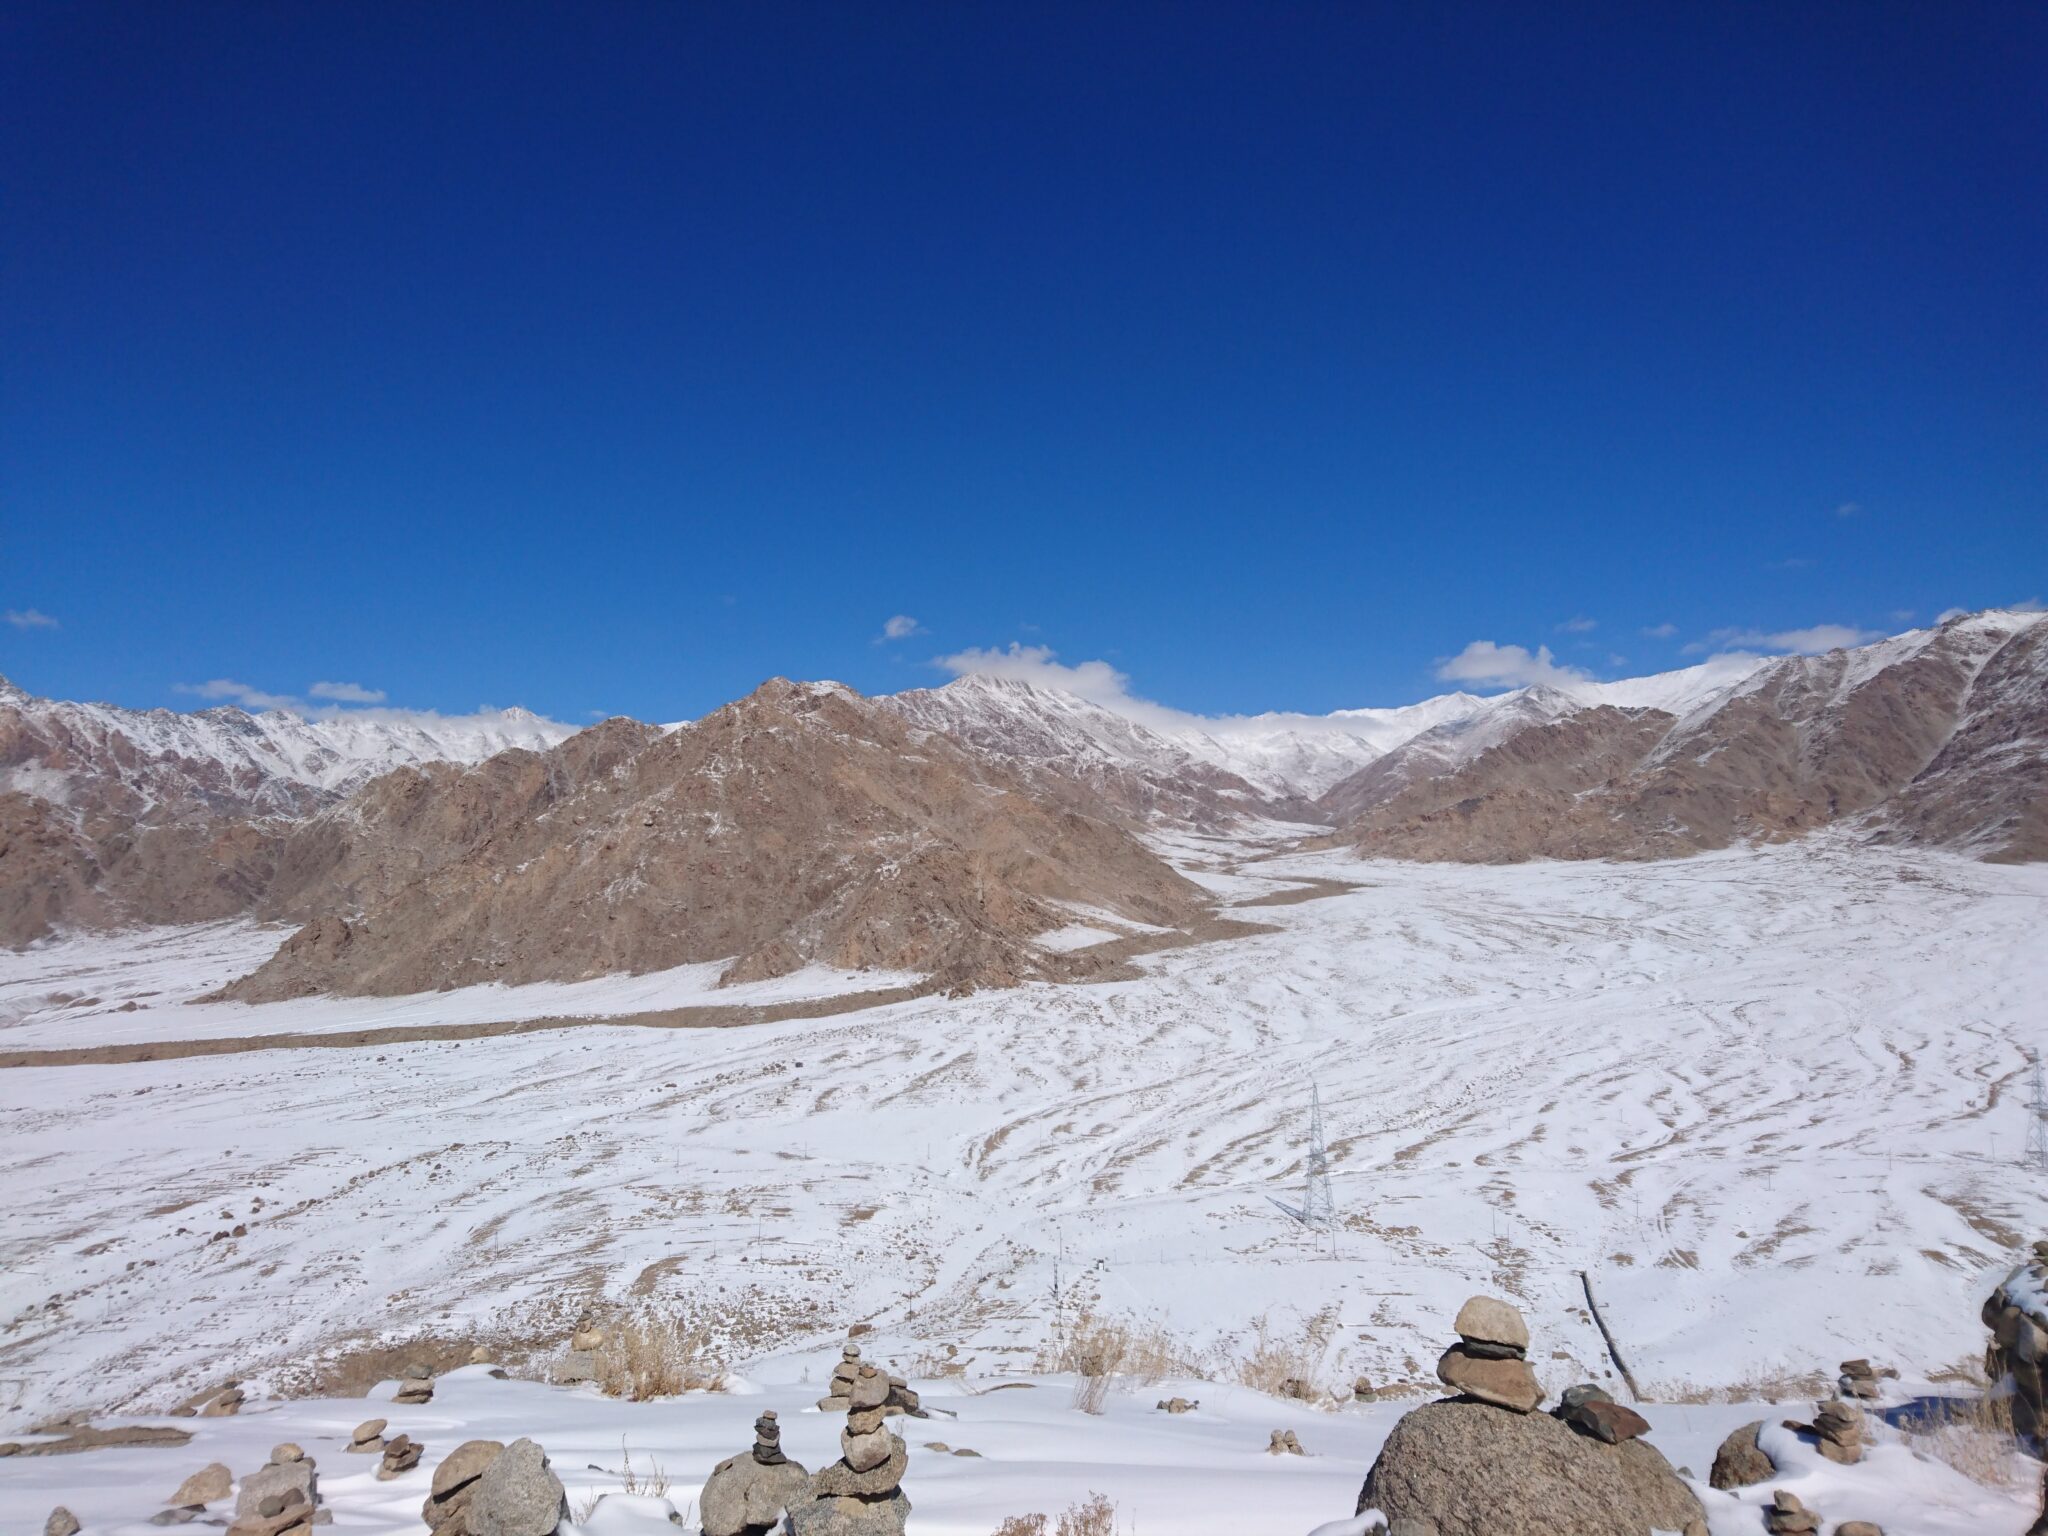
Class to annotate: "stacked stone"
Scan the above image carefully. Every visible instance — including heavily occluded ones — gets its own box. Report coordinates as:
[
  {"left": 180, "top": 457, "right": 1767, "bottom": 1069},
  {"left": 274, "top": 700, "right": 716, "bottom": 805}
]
[
  {"left": 1554, "top": 1382, "right": 1651, "bottom": 1445},
  {"left": 378, "top": 1431, "right": 424, "bottom": 1480},
  {"left": 418, "top": 1440, "right": 504, "bottom": 1535},
  {"left": 883, "top": 1372, "right": 925, "bottom": 1418},
  {"left": 1837, "top": 1358, "right": 1894, "bottom": 1401},
  {"left": 1435, "top": 1295, "right": 1543, "bottom": 1413},
  {"left": 1801, "top": 1399, "right": 1864, "bottom": 1466},
  {"left": 393, "top": 1365, "right": 434, "bottom": 1405},
  {"left": 790, "top": 1364, "right": 911, "bottom": 1536},
  {"left": 817, "top": 1344, "right": 863, "bottom": 1411},
  {"left": 227, "top": 1444, "right": 318, "bottom": 1536},
  {"left": 701, "top": 1411, "right": 810, "bottom": 1536},
  {"left": 345, "top": 1418, "right": 386, "bottom": 1455},
  {"left": 1266, "top": 1429, "right": 1304, "bottom": 1455},
  {"left": 1765, "top": 1490, "right": 1819, "bottom": 1535},
  {"left": 1984, "top": 1239, "right": 2048, "bottom": 1440}
]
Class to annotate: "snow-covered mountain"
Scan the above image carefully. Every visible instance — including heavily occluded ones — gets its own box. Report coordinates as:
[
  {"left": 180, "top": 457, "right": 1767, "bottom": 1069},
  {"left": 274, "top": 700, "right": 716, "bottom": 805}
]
[{"left": 0, "top": 674, "right": 573, "bottom": 821}]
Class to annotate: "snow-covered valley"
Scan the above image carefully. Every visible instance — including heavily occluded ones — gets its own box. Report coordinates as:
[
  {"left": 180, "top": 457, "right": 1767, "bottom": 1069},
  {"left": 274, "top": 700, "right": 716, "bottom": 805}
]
[{"left": 2, "top": 833, "right": 2045, "bottom": 1530}]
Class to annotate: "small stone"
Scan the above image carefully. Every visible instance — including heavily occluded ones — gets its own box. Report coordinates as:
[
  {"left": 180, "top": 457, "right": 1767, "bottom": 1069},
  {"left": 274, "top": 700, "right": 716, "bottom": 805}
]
[
  {"left": 1564, "top": 1399, "right": 1650, "bottom": 1444},
  {"left": 1836, "top": 1525, "right": 1884, "bottom": 1536},
  {"left": 1452, "top": 1295, "right": 1530, "bottom": 1353},
  {"left": 1156, "top": 1396, "right": 1197, "bottom": 1414},
  {"left": 430, "top": 1440, "right": 505, "bottom": 1499},
  {"left": 1352, "top": 1376, "right": 1374, "bottom": 1400},
  {"left": 469, "top": 1346, "right": 491, "bottom": 1364},
  {"left": 1266, "top": 1428, "right": 1304, "bottom": 1455},
  {"left": 169, "top": 1463, "right": 233, "bottom": 1507},
  {"left": 270, "top": 1443, "right": 304, "bottom": 1464},
  {"left": 842, "top": 1425, "right": 892, "bottom": 1472},
  {"left": 846, "top": 1404, "right": 887, "bottom": 1434},
  {"left": 951, "top": 1446, "right": 981, "bottom": 1457},
  {"left": 1558, "top": 1382, "right": 1614, "bottom": 1412},
  {"left": 849, "top": 1364, "right": 891, "bottom": 1410},
  {"left": 1709, "top": 1421, "right": 1774, "bottom": 1490},
  {"left": 45, "top": 1510, "right": 81, "bottom": 1536},
  {"left": 350, "top": 1418, "right": 387, "bottom": 1445}
]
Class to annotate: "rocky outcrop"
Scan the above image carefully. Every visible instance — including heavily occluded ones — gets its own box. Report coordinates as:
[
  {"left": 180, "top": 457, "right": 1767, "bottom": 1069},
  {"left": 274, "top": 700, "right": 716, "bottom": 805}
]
[
  {"left": 1357, "top": 1298, "right": 1703, "bottom": 1536},
  {"left": 219, "top": 681, "right": 1205, "bottom": 1000},
  {"left": 702, "top": 1411, "right": 809, "bottom": 1536},
  {"left": 1985, "top": 1238, "right": 2048, "bottom": 1440}
]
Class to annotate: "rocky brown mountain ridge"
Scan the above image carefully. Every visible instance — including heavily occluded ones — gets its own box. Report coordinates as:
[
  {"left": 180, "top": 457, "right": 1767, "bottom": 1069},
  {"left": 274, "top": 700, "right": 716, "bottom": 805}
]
[
  {"left": 220, "top": 679, "right": 1206, "bottom": 1000},
  {"left": 1321, "top": 609, "right": 2048, "bottom": 863}
]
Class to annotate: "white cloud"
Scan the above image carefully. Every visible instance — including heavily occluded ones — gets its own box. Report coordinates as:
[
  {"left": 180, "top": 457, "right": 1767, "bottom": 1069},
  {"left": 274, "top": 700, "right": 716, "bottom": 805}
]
[
  {"left": 1941, "top": 597, "right": 2046, "bottom": 622},
  {"left": 4, "top": 608, "right": 58, "bottom": 630},
  {"left": 879, "top": 614, "right": 927, "bottom": 642},
  {"left": 934, "top": 643, "right": 1155, "bottom": 709},
  {"left": 1640, "top": 622, "right": 1678, "bottom": 640},
  {"left": 175, "top": 678, "right": 302, "bottom": 710},
  {"left": 1556, "top": 616, "right": 1598, "bottom": 634},
  {"left": 1432, "top": 641, "right": 1591, "bottom": 690},
  {"left": 1834, "top": 501, "right": 1863, "bottom": 518},
  {"left": 308, "top": 680, "right": 387, "bottom": 704},
  {"left": 1683, "top": 623, "right": 1883, "bottom": 657}
]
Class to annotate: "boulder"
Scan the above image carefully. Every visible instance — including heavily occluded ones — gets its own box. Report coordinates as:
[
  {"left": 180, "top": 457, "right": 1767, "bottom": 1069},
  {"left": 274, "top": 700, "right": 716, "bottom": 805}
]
[
  {"left": 431, "top": 1439, "right": 506, "bottom": 1500},
  {"left": 1563, "top": 1399, "right": 1649, "bottom": 1444},
  {"left": 466, "top": 1438, "right": 567, "bottom": 1536},
  {"left": 1708, "top": 1421, "right": 1773, "bottom": 1490},
  {"left": 44, "top": 1511, "right": 80, "bottom": 1536},
  {"left": 1356, "top": 1398, "right": 1706, "bottom": 1536},
  {"left": 347, "top": 1418, "right": 386, "bottom": 1453},
  {"left": 169, "top": 1463, "right": 233, "bottom": 1507},
  {"left": 1452, "top": 1296, "right": 1530, "bottom": 1353},
  {"left": 234, "top": 1456, "right": 317, "bottom": 1519},
  {"left": 701, "top": 1453, "right": 811, "bottom": 1536},
  {"left": 1436, "top": 1345, "right": 1544, "bottom": 1413}
]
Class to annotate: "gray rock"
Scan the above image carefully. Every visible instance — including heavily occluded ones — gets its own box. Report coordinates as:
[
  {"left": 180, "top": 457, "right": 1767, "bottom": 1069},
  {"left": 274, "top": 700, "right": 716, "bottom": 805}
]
[
  {"left": 170, "top": 1462, "right": 232, "bottom": 1507},
  {"left": 270, "top": 1444, "right": 304, "bottom": 1464},
  {"left": 467, "top": 1438, "right": 567, "bottom": 1536},
  {"left": 1557, "top": 1383, "right": 1613, "bottom": 1412},
  {"left": 808, "top": 1435, "right": 908, "bottom": 1499},
  {"left": 848, "top": 1367, "right": 890, "bottom": 1411},
  {"left": 1708, "top": 1420, "right": 1773, "bottom": 1489},
  {"left": 841, "top": 1427, "right": 892, "bottom": 1473},
  {"left": 1356, "top": 1398, "right": 1704, "bottom": 1536},
  {"left": 147, "top": 1515, "right": 197, "bottom": 1528},
  {"left": 1452, "top": 1295, "right": 1530, "bottom": 1352},
  {"left": 44, "top": 1510, "right": 81, "bottom": 1536},
  {"left": 787, "top": 1489, "right": 910, "bottom": 1536},
  {"left": 235, "top": 1456, "right": 317, "bottom": 1519},
  {"left": 701, "top": 1450, "right": 811, "bottom": 1536},
  {"left": 431, "top": 1440, "right": 505, "bottom": 1499}
]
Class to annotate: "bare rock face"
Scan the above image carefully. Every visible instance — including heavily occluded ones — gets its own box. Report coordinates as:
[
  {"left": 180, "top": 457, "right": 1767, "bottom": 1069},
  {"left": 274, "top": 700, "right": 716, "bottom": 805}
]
[
  {"left": 220, "top": 681, "right": 1206, "bottom": 1000},
  {"left": 1356, "top": 1399, "right": 1706, "bottom": 1536}
]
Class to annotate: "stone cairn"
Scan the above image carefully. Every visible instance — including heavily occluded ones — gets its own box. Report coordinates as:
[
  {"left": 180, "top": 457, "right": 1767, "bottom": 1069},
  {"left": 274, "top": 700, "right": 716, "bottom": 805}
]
[
  {"left": 1836, "top": 1357, "right": 1895, "bottom": 1402},
  {"left": 1985, "top": 1238, "right": 2048, "bottom": 1442},
  {"left": 1436, "top": 1294, "right": 1543, "bottom": 1413},
  {"left": 789, "top": 1363, "right": 911, "bottom": 1536},
  {"left": 393, "top": 1363, "right": 434, "bottom": 1406},
  {"left": 346, "top": 1418, "right": 387, "bottom": 1455},
  {"left": 1765, "top": 1489, "right": 1819, "bottom": 1535},
  {"left": 1783, "top": 1398, "right": 1864, "bottom": 1466},
  {"left": 379, "top": 1431, "right": 425, "bottom": 1480},
  {"left": 419, "top": 1439, "right": 505, "bottom": 1536},
  {"left": 701, "top": 1410, "right": 811, "bottom": 1536},
  {"left": 226, "top": 1443, "right": 319, "bottom": 1536},
  {"left": 815, "top": 1342, "right": 925, "bottom": 1418}
]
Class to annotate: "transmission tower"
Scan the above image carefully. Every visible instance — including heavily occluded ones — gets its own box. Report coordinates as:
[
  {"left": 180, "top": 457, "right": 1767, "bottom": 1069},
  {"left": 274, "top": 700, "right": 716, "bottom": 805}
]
[
  {"left": 2026, "top": 1051, "right": 2048, "bottom": 1175},
  {"left": 1301, "top": 1081, "right": 1336, "bottom": 1228}
]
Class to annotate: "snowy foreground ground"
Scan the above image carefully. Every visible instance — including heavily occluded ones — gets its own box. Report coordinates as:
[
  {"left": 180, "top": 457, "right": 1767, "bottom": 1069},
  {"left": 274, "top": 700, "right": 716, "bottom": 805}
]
[{"left": 3, "top": 833, "right": 2047, "bottom": 1531}]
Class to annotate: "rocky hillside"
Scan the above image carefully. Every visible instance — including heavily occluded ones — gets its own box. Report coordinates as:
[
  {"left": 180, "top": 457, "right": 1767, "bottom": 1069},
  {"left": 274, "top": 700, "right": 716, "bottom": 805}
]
[
  {"left": 221, "top": 679, "right": 1208, "bottom": 1000},
  {"left": 1326, "top": 610, "right": 2048, "bottom": 863},
  {"left": 0, "top": 676, "right": 570, "bottom": 944}
]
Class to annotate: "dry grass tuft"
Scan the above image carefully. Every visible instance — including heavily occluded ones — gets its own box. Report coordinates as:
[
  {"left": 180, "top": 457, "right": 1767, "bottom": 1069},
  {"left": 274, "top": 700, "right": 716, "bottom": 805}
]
[
  {"left": 1655, "top": 1367, "right": 1831, "bottom": 1404},
  {"left": 1056, "top": 1493, "right": 1120, "bottom": 1536},
  {"left": 990, "top": 1517, "right": 1049, "bottom": 1536},
  {"left": 1901, "top": 1392, "right": 2026, "bottom": 1490},
  {"left": 1234, "top": 1306, "right": 1338, "bottom": 1401},
  {"left": 592, "top": 1311, "right": 725, "bottom": 1400},
  {"left": 1038, "top": 1308, "right": 1195, "bottom": 1413}
]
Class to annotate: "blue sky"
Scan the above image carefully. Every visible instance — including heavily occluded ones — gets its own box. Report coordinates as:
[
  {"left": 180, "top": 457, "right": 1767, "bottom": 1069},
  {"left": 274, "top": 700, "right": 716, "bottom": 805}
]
[{"left": 4, "top": 3, "right": 2043, "bottom": 725}]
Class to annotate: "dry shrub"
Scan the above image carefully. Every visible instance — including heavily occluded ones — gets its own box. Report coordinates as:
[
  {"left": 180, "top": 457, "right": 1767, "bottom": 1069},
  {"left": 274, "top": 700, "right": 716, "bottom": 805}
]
[
  {"left": 1039, "top": 1308, "right": 1193, "bottom": 1413},
  {"left": 990, "top": 1517, "right": 1048, "bottom": 1536},
  {"left": 1655, "top": 1368, "right": 1831, "bottom": 1405},
  {"left": 1056, "top": 1493, "right": 1119, "bottom": 1536},
  {"left": 1902, "top": 1392, "right": 2026, "bottom": 1489},
  {"left": 593, "top": 1311, "right": 724, "bottom": 1400},
  {"left": 1234, "top": 1307, "right": 1337, "bottom": 1400},
  {"left": 618, "top": 1442, "right": 671, "bottom": 1497}
]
